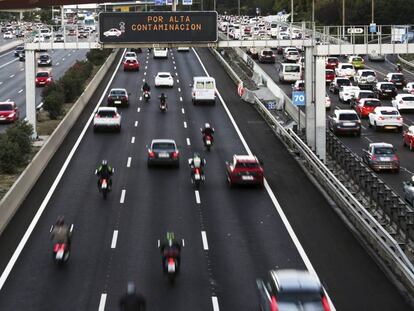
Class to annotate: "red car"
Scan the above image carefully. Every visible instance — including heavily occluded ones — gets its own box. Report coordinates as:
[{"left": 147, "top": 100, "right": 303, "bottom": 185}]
[
  {"left": 35, "top": 71, "right": 52, "bottom": 87},
  {"left": 123, "top": 58, "right": 140, "bottom": 71},
  {"left": 0, "top": 101, "right": 19, "bottom": 123},
  {"left": 325, "top": 57, "right": 339, "bottom": 70},
  {"left": 403, "top": 126, "right": 414, "bottom": 150},
  {"left": 325, "top": 69, "right": 335, "bottom": 83},
  {"left": 355, "top": 98, "right": 381, "bottom": 118},
  {"left": 226, "top": 155, "right": 264, "bottom": 187}
]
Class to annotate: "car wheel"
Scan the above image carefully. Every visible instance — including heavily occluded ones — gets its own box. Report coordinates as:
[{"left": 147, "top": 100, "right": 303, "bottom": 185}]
[
  {"left": 398, "top": 126, "right": 403, "bottom": 133},
  {"left": 355, "top": 130, "right": 361, "bottom": 137},
  {"left": 227, "top": 176, "right": 233, "bottom": 188},
  {"left": 410, "top": 142, "right": 413, "bottom": 151},
  {"left": 374, "top": 122, "right": 378, "bottom": 131}
]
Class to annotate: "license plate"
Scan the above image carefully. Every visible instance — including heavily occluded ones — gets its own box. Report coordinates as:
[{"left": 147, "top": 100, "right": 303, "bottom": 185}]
[
  {"left": 39, "top": 82, "right": 45, "bottom": 84},
  {"left": 343, "top": 122, "right": 356, "bottom": 126},
  {"left": 242, "top": 175, "right": 254, "bottom": 181},
  {"left": 385, "top": 90, "right": 391, "bottom": 92},
  {"left": 206, "top": 140, "right": 211, "bottom": 145},
  {"left": 158, "top": 152, "right": 169, "bottom": 158},
  {"left": 0, "top": 117, "right": 5, "bottom": 120},
  {"left": 114, "top": 100, "right": 121, "bottom": 104},
  {"left": 195, "top": 174, "right": 200, "bottom": 180},
  {"left": 379, "top": 157, "right": 391, "bottom": 161}
]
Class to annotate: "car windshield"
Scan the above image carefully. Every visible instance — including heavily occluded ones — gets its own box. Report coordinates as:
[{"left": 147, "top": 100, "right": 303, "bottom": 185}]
[
  {"left": 353, "top": 57, "right": 363, "bottom": 62},
  {"left": 381, "top": 84, "right": 395, "bottom": 90},
  {"left": 339, "top": 113, "right": 358, "bottom": 121},
  {"left": 392, "top": 74, "right": 404, "bottom": 80},
  {"left": 0, "top": 104, "right": 13, "bottom": 111},
  {"left": 36, "top": 72, "right": 49, "bottom": 77},
  {"left": 152, "top": 143, "right": 175, "bottom": 150},
  {"left": 235, "top": 162, "right": 259, "bottom": 168},
  {"left": 159, "top": 74, "right": 171, "bottom": 78},
  {"left": 326, "top": 70, "right": 334, "bottom": 74},
  {"left": 284, "top": 65, "right": 300, "bottom": 73},
  {"left": 327, "top": 58, "right": 337, "bottom": 63},
  {"left": 342, "top": 65, "right": 353, "bottom": 69},
  {"left": 263, "top": 51, "right": 273, "bottom": 56},
  {"left": 381, "top": 110, "right": 399, "bottom": 115},
  {"left": 402, "top": 97, "right": 414, "bottom": 102},
  {"left": 110, "top": 90, "right": 126, "bottom": 96},
  {"left": 126, "top": 59, "right": 136, "bottom": 63},
  {"left": 363, "top": 100, "right": 380, "bottom": 107},
  {"left": 337, "top": 79, "right": 351, "bottom": 86},
  {"left": 359, "top": 92, "right": 374, "bottom": 98},
  {"left": 361, "top": 71, "right": 375, "bottom": 77},
  {"left": 98, "top": 110, "right": 116, "bottom": 117},
  {"left": 374, "top": 147, "right": 394, "bottom": 155},
  {"left": 40, "top": 55, "right": 49, "bottom": 60},
  {"left": 277, "top": 291, "right": 324, "bottom": 307}
]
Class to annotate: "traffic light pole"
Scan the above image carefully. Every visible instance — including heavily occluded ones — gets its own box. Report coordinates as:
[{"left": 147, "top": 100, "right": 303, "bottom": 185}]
[{"left": 25, "top": 49, "right": 37, "bottom": 139}]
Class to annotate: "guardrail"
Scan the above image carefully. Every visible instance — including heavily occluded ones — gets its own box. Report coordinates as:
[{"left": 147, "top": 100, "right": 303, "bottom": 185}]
[
  {"left": 0, "top": 49, "right": 120, "bottom": 235},
  {"left": 210, "top": 46, "right": 414, "bottom": 297},
  {"left": 398, "top": 55, "right": 414, "bottom": 70}
]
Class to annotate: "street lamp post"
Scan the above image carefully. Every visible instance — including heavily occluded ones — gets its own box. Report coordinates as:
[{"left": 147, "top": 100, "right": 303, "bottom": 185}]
[
  {"left": 291, "top": 0, "right": 294, "bottom": 23},
  {"left": 371, "top": 0, "right": 375, "bottom": 23},
  {"left": 342, "top": 0, "right": 345, "bottom": 39},
  {"left": 312, "top": 0, "right": 315, "bottom": 26},
  {"left": 238, "top": 0, "right": 240, "bottom": 16}
]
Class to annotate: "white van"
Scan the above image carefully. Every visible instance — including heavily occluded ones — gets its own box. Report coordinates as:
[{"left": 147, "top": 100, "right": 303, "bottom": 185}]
[
  {"left": 192, "top": 77, "right": 216, "bottom": 104},
  {"left": 153, "top": 48, "right": 168, "bottom": 59},
  {"left": 279, "top": 63, "right": 302, "bottom": 83}
]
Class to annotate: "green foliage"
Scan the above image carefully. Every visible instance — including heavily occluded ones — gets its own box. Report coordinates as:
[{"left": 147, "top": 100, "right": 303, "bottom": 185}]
[
  {"left": 86, "top": 49, "right": 113, "bottom": 66},
  {"left": 0, "top": 135, "right": 20, "bottom": 174},
  {"left": 43, "top": 90, "right": 64, "bottom": 119},
  {"left": 22, "top": 11, "right": 38, "bottom": 22}
]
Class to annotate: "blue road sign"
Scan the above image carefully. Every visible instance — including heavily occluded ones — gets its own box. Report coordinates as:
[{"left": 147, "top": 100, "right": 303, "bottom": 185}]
[
  {"left": 166, "top": 0, "right": 173, "bottom": 5},
  {"left": 155, "top": 0, "right": 165, "bottom": 5},
  {"left": 292, "top": 91, "right": 305, "bottom": 106},
  {"left": 369, "top": 23, "right": 377, "bottom": 33},
  {"left": 183, "top": 0, "right": 193, "bottom": 4}
]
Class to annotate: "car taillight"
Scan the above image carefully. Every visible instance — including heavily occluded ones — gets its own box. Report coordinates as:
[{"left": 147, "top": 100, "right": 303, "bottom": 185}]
[
  {"left": 270, "top": 295, "right": 278, "bottom": 311},
  {"left": 393, "top": 155, "right": 399, "bottom": 161},
  {"left": 372, "top": 155, "right": 377, "bottom": 161},
  {"left": 114, "top": 113, "right": 120, "bottom": 119},
  {"left": 321, "top": 296, "right": 331, "bottom": 311},
  {"left": 8, "top": 112, "right": 15, "bottom": 117},
  {"left": 172, "top": 151, "right": 179, "bottom": 158},
  {"left": 35, "top": 78, "right": 39, "bottom": 82},
  {"left": 95, "top": 114, "right": 100, "bottom": 118},
  {"left": 148, "top": 150, "right": 155, "bottom": 158},
  {"left": 397, "top": 117, "right": 402, "bottom": 121}
]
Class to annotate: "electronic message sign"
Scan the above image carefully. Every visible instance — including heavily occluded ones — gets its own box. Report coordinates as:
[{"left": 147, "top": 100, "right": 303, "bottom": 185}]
[{"left": 99, "top": 11, "right": 217, "bottom": 44}]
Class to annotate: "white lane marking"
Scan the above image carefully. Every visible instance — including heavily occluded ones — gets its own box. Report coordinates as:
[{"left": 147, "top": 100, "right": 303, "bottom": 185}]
[
  {"left": 195, "top": 190, "right": 201, "bottom": 204},
  {"left": 9, "top": 74, "right": 15, "bottom": 78},
  {"left": 146, "top": 60, "right": 148, "bottom": 64},
  {"left": 401, "top": 167, "right": 414, "bottom": 175},
  {"left": 18, "top": 89, "right": 23, "bottom": 93},
  {"left": 186, "top": 138, "right": 191, "bottom": 146},
  {"left": 62, "top": 57, "right": 65, "bottom": 61},
  {"left": 0, "top": 50, "right": 14, "bottom": 59},
  {"left": 181, "top": 108, "right": 185, "bottom": 114},
  {"left": 193, "top": 47, "right": 336, "bottom": 310},
  {"left": 178, "top": 87, "right": 181, "bottom": 92},
  {"left": 0, "top": 82, "right": 2, "bottom": 85},
  {"left": 20, "top": 68, "right": 24, "bottom": 71},
  {"left": 120, "top": 189, "right": 126, "bottom": 204},
  {"left": 127, "top": 157, "right": 132, "bottom": 168},
  {"left": 131, "top": 136, "right": 135, "bottom": 144},
  {"left": 139, "top": 96, "right": 142, "bottom": 101},
  {"left": 361, "top": 125, "right": 366, "bottom": 130},
  {"left": 98, "top": 293, "right": 107, "bottom": 311},
  {"left": 157, "top": 239, "right": 160, "bottom": 247},
  {"left": 144, "top": 72, "right": 147, "bottom": 76},
  {"left": 6, "top": 98, "right": 10, "bottom": 102},
  {"left": 68, "top": 53, "right": 71, "bottom": 56},
  {"left": 0, "top": 49, "right": 127, "bottom": 291},
  {"left": 134, "top": 121, "right": 138, "bottom": 127},
  {"left": 364, "top": 136, "right": 373, "bottom": 142},
  {"left": 404, "top": 122, "right": 411, "bottom": 127},
  {"left": 182, "top": 239, "right": 185, "bottom": 247},
  {"left": 56, "top": 62, "right": 60, "bottom": 66},
  {"left": 176, "top": 79, "right": 180, "bottom": 83},
  {"left": 137, "top": 107, "right": 141, "bottom": 112},
  {"left": 173, "top": 61, "right": 175, "bottom": 64},
  {"left": 212, "top": 297, "right": 220, "bottom": 311},
  {"left": 183, "top": 121, "right": 187, "bottom": 128},
  {"left": 174, "top": 66, "right": 177, "bottom": 70},
  {"left": 143, "top": 78, "right": 146, "bottom": 82},
  {"left": 0, "top": 58, "right": 18, "bottom": 70},
  {"left": 179, "top": 96, "right": 183, "bottom": 102},
  {"left": 145, "top": 66, "right": 147, "bottom": 69},
  {"left": 111, "top": 230, "right": 118, "bottom": 249},
  {"left": 201, "top": 231, "right": 208, "bottom": 250}
]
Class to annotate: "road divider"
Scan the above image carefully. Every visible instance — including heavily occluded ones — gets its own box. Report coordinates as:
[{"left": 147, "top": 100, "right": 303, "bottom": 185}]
[{"left": 0, "top": 50, "right": 119, "bottom": 236}]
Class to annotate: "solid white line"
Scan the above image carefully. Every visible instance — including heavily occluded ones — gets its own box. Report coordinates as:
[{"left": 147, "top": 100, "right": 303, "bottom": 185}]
[
  {"left": 195, "top": 190, "right": 201, "bottom": 204},
  {"left": 201, "top": 231, "right": 208, "bottom": 250},
  {"left": 0, "top": 49, "right": 127, "bottom": 290},
  {"left": 179, "top": 96, "right": 183, "bottom": 102},
  {"left": 0, "top": 58, "right": 17, "bottom": 70},
  {"left": 212, "top": 297, "right": 220, "bottom": 311},
  {"left": 18, "top": 89, "right": 23, "bottom": 93},
  {"left": 181, "top": 108, "right": 185, "bottom": 114},
  {"left": 127, "top": 157, "right": 132, "bottom": 167},
  {"left": 183, "top": 121, "right": 187, "bottom": 128},
  {"left": 120, "top": 189, "right": 126, "bottom": 204},
  {"left": 98, "top": 293, "right": 107, "bottom": 311},
  {"left": 134, "top": 121, "right": 138, "bottom": 127},
  {"left": 131, "top": 136, "right": 135, "bottom": 144},
  {"left": 186, "top": 138, "right": 191, "bottom": 146},
  {"left": 0, "top": 50, "right": 14, "bottom": 59},
  {"left": 111, "top": 230, "right": 118, "bottom": 249},
  {"left": 193, "top": 47, "right": 335, "bottom": 309}
]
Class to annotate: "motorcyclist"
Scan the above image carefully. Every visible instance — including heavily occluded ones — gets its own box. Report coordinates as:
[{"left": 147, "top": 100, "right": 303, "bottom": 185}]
[
  {"left": 142, "top": 82, "right": 151, "bottom": 93},
  {"left": 95, "top": 159, "right": 114, "bottom": 190},
  {"left": 50, "top": 216, "right": 72, "bottom": 249},
  {"left": 396, "top": 62, "right": 402, "bottom": 72},
  {"left": 159, "top": 93, "right": 168, "bottom": 109},
  {"left": 188, "top": 152, "right": 206, "bottom": 178},
  {"left": 160, "top": 232, "right": 181, "bottom": 273},
  {"left": 201, "top": 123, "right": 215, "bottom": 144},
  {"left": 119, "top": 282, "right": 146, "bottom": 311}
]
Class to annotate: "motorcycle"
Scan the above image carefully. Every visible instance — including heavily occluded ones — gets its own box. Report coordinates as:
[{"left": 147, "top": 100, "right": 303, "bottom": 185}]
[
  {"left": 165, "top": 257, "right": 178, "bottom": 283},
  {"left": 50, "top": 224, "right": 73, "bottom": 265},
  {"left": 100, "top": 178, "right": 110, "bottom": 199},
  {"left": 143, "top": 91, "right": 150, "bottom": 102},
  {"left": 190, "top": 165, "right": 204, "bottom": 189},
  {"left": 396, "top": 65, "right": 402, "bottom": 73},
  {"left": 160, "top": 100, "right": 167, "bottom": 112}
]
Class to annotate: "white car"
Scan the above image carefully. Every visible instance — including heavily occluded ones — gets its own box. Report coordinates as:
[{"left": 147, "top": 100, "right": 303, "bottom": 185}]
[
  {"left": 153, "top": 48, "right": 168, "bottom": 58},
  {"left": 335, "top": 63, "right": 356, "bottom": 78},
  {"left": 392, "top": 94, "right": 414, "bottom": 111},
  {"left": 403, "top": 82, "right": 414, "bottom": 94},
  {"left": 103, "top": 28, "right": 122, "bottom": 37},
  {"left": 368, "top": 106, "right": 403, "bottom": 132},
  {"left": 3, "top": 32, "right": 13, "bottom": 39},
  {"left": 33, "top": 34, "right": 45, "bottom": 43},
  {"left": 93, "top": 107, "right": 121, "bottom": 132},
  {"left": 155, "top": 72, "right": 174, "bottom": 87},
  {"left": 125, "top": 51, "right": 137, "bottom": 59},
  {"left": 325, "top": 94, "right": 332, "bottom": 110},
  {"left": 177, "top": 47, "right": 190, "bottom": 52},
  {"left": 353, "top": 69, "right": 377, "bottom": 89},
  {"left": 339, "top": 85, "right": 360, "bottom": 104},
  {"left": 284, "top": 50, "right": 300, "bottom": 62}
]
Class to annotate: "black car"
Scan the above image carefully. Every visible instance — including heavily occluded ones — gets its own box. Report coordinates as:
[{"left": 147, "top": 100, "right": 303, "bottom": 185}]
[
  {"left": 19, "top": 50, "right": 25, "bottom": 62},
  {"left": 14, "top": 46, "right": 24, "bottom": 57},
  {"left": 107, "top": 88, "right": 130, "bottom": 107},
  {"left": 329, "top": 77, "right": 351, "bottom": 94},
  {"left": 373, "top": 82, "right": 397, "bottom": 99},
  {"left": 147, "top": 139, "right": 180, "bottom": 168},
  {"left": 37, "top": 54, "right": 52, "bottom": 66}
]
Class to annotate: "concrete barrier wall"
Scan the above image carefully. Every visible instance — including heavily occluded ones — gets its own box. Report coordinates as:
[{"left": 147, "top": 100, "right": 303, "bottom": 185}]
[
  {"left": 0, "top": 50, "right": 119, "bottom": 235},
  {"left": 0, "top": 40, "right": 23, "bottom": 54}
]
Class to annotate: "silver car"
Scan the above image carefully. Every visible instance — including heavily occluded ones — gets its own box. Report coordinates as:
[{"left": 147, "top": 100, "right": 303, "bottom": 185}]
[
  {"left": 147, "top": 139, "right": 180, "bottom": 168},
  {"left": 403, "top": 179, "right": 414, "bottom": 207}
]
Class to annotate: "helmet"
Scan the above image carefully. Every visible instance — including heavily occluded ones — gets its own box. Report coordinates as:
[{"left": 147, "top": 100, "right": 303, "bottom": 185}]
[
  {"left": 101, "top": 159, "right": 108, "bottom": 166},
  {"left": 56, "top": 216, "right": 65, "bottom": 226},
  {"left": 193, "top": 152, "right": 200, "bottom": 158},
  {"left": 205, "top": 123, "right": 211, "bottom": 129},
  {"left": 127, "top": 282, "right": 136, "bottom": 295}
]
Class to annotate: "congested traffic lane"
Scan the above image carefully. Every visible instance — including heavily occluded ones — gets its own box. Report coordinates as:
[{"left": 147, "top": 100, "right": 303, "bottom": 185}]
[
  {"left": 256, "top": 52, "right": 414, "bottom": 198},
  {"left": 0, "top": 48, "right": 312, "bottom": 311},
  {"left": 0, "top": 48, "right": 87, "bottom": 124}
]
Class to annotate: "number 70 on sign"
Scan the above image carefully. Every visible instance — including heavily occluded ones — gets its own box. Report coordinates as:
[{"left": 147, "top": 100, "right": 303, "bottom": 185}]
[{"left": 292, "top": 91, "right": 305, "bottom": 106}]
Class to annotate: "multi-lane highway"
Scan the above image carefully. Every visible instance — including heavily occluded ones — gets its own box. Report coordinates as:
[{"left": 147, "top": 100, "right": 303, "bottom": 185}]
[
  {"left": 0, "top": 47, "right": 411, "bottom": 310},
  {"left": 256, "top": 52, "right": 414, "bottom": 199}
]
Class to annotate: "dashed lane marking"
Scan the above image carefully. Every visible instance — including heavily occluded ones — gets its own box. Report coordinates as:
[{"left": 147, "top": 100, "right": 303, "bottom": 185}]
[
  {"left": 182, "top": 239, "right": 185, "bottom": 247},
  {"left": 56, "top": 62, "right": 60, "bottom": 66},
  {"left": 9, "top": 74, "right": 14, "bottom": 78},
  {"left": 201, "top": 231, "right": 208, "bottom": 250},
  {"left": 176, "top": 79, "right": 180, "bottom": 83},
  {"left": 179, "top": 96, "right": 183, "bottom": 102},
  {"left": 131, "top": 136, "right": 135, "bottom": 144},
  {"left": 137, "top": 107, "right": 141, "bottom": 112},
  {"left": 111, "top": 230, "right": 118, "bottom": 249},
  {"left": 364, "top": 136, "right": 373, "bottom": 143},
  {"left": 212, "top": 297, "right": 220, "bottom": 311},
  {"left": 183, "top": 121, "right": 187, "bottom": 128},
  {"left": 139, "top": 97, "right": 142, "bottom": 102},
  {"left": 120, "top": 189, "right": 126, "bottom": 204},
  {"left": 181, "top": 108, "right": 185, "bottom": 114},
  {"left": 127, "top": 157, "right": 132, "bottom": 168},
  {"left": 186, "top": 138, "right": 191, "bottom": 146},
  {"left": 178, "top": 87, "right": 181, "bottom": 92},
  {"left": 98, "top": 293, "right": 107, "bottom": 311},
  {"left": 18, "top": 89, "right": 23, "bottom": 93},
  {"left": 134, "top": 121, "right": 138, "bottom": 127},
  {"left": 195, "top": 190, "right": 201, "bottom": 204}
]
